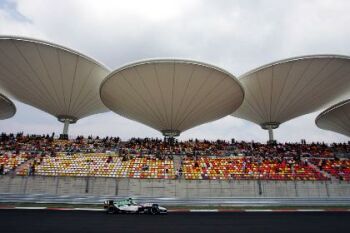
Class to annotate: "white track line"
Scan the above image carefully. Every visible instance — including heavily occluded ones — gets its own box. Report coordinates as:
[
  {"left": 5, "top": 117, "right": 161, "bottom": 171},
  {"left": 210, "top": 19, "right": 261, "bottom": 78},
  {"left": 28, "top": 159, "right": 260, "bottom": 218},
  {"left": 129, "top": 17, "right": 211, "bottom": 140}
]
[
  {"left": 73, "top": 208, "right": 103, "bottom": 211},
  {"left": 296, "top": 209, "right": 325, "bottom": 212},
  {"left": 15, "top": 207, "right": 46, "bottom": 210},
  {"left": 190, "top": 209, "right": 218, "bottom": 212},
  {"left": 245, "top": 209, "right": 273, "bottom": 212}
]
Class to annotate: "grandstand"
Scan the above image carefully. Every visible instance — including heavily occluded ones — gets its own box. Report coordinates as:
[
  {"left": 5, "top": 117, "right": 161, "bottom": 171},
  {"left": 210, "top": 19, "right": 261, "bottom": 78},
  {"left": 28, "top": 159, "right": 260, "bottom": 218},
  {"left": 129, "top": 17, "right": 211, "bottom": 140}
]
[
  {"left": 0, "top": 36, "right": 350, "bottom": 202},
  {"left": 1, "top": 134, "right": 348, "bottom": 182},
  {"left": 11, "top": 153, "right": 331, "bottom": 181},
  {"left": 310, "top": 158, "right": 350, "bottom": 181},
  {"left": 1, "top": 134, "right": 350, "bottom": 202},
  {"left": 28, "top": 153, "right": 175, "bottom": 179},
  {"left": 182, "top": 157, "right": 328, "bottom": 181},
  {"left": 0, "top": 153, "right": 29, "bottom": 174}
]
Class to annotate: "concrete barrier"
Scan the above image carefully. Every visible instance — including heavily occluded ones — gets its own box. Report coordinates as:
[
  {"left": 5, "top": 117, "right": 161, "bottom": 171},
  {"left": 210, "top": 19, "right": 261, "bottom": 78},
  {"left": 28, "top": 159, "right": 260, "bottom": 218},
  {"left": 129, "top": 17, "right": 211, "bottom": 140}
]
[{"left": 0, "top": 176, "right": 350, "bottom": 199}]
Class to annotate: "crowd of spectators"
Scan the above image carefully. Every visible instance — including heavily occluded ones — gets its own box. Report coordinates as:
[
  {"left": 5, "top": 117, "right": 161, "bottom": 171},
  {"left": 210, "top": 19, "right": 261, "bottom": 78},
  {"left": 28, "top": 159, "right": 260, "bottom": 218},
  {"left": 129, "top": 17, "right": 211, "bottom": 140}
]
[
  {"left": 0, "top": 133, "right": 120, "bottom": 155},
  {"left": 0, "top": 133, "right": 350, "bottom": 180},
  {"left": 0, "top": 133, "right": 120, "bottom": 175},
  {"left": 310, "top": 158, "right": 350, "bottom": 181},
  {"left": 119, "top": 137, "right": 233, "bottom": 157},
  {"left": 182, "top": 156, "right": 327, "bottom": 180}
]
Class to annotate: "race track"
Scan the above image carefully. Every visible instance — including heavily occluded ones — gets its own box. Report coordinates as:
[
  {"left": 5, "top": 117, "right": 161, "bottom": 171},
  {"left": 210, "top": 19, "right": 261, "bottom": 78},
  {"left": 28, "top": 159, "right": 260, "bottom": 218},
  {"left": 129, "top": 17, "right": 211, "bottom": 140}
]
[{"left": 0, "top": 209, "right": 349, "bottom": 233}]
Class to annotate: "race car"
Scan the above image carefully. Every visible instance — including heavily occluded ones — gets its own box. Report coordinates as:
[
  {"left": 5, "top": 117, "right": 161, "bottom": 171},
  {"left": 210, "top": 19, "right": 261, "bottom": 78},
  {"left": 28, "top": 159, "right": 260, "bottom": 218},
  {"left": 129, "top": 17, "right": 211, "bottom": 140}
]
[{"left": 103, "top": 198, "right": 167, "bottom": 214}]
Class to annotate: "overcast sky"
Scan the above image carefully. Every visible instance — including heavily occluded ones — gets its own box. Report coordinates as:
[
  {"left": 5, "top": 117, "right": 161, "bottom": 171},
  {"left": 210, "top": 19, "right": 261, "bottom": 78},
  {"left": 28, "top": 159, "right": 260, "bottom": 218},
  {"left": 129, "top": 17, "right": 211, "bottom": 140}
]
[{"left": 0, "top": 0, "right": 349, "bottom": 143}]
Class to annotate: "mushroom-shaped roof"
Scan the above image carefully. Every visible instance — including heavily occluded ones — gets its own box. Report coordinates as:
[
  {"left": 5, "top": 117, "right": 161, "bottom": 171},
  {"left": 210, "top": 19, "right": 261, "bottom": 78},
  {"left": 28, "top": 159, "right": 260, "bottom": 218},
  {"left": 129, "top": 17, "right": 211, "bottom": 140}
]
[
  {"left": 232, "top": 55, "right": 350, "bottom": 129},
  {"left": 316, "top": 99, "right": 350, "bottom": 137},
  {"left": 0, "top": 93, "right": 16, "bottom": 119},
  {"left": 0, "top": 36, "right": 110, "bottom": 123},
  {"left": 100, "top": 59, "right": 244, "bottom": 136}
]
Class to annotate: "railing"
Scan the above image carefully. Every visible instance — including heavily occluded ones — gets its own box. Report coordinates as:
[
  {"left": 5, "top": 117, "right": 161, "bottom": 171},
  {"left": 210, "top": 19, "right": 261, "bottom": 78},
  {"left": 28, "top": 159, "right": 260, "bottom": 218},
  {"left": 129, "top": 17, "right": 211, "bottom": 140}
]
[{"left": 0, "top": 193, "right": 350, "bottom": 206}]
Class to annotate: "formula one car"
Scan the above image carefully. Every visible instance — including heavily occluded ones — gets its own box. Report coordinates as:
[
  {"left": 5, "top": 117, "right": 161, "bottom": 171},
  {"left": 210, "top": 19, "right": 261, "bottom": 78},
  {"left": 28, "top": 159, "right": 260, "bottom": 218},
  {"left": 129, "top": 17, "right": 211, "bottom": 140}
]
[{"left": 103, "top": 198, "right": 167, "bottom": 214}]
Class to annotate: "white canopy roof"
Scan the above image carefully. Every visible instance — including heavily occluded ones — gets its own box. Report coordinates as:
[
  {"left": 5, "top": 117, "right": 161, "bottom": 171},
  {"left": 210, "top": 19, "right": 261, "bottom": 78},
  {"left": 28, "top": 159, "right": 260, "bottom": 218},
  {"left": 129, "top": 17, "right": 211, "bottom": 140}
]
[
  {"left": 232, "top": 55, "right": 350, "bottom": 129},
  {"left": 316, "top": 99, "right": 350, "bottom": 137},
  {"left": 100, "top": 59, "right": 244, "bottom": 136},
  {"left": 0, "top": 93, "right": 15, "bottom": 120},
  {"left": 0, "top": 36, "right": 110, "bottom": 123}
]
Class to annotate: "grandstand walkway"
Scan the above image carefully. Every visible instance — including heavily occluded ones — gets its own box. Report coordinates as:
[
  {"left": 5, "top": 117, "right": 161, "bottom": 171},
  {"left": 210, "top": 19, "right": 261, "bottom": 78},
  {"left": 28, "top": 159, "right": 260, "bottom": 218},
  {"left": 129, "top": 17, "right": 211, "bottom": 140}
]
[
  {"left": 305, "top": 159, "right": 337, "bottom": 181},
  {"left": 14, "top": 158, "right": 33, "bottom": 175},
  {"left": 173, "top": 155, "right": 182, "bottom": 171}
]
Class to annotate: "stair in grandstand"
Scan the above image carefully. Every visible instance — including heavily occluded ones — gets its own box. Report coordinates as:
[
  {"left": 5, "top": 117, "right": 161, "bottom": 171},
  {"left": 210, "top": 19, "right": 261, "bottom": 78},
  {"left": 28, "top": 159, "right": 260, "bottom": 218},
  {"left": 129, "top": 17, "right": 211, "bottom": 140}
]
[
  {"left": 304, "top": 158, "right": 337, "bottom": 181},
  {"left": 173, "top": 155, "right": 182, "bottom": 171},
  {"left": 14, "top": 158, "right": 35, "bottom": 175}
]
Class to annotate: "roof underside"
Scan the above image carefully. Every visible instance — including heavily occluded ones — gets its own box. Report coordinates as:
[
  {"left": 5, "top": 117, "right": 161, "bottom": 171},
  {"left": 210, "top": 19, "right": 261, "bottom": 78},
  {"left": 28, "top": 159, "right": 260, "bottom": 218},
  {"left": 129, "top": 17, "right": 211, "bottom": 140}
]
[
  {"left": 100, "top": 59, "right": 244, "bottom": 135},
  {"left": 233, "top": 55, "right": 350, "bottom": 127},
  {"left": 0, "top": 37, "right": 110, "bottom": 121},
  {"left": 0, "top": 93, "right": 15, "bottom": 119},
  {"left": 316, "top": 99, "right": 350, "bottom": 137}
]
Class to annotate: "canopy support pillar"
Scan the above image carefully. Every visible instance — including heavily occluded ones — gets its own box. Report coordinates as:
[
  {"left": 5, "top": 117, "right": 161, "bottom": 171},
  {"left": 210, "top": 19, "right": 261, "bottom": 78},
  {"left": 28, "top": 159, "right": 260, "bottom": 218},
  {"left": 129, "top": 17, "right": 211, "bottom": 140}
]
[
  {"left": 57, "top": 115, "right": 77, "bottom": 140},
  {"left": 261, "top": 122, "right": 279, "bottom": 144},
  {"left": 63, "top": 119, "right": 70, "bottom": 135},
  {"left": 268, "top": 127, "right": 274, "bottom": 142}
]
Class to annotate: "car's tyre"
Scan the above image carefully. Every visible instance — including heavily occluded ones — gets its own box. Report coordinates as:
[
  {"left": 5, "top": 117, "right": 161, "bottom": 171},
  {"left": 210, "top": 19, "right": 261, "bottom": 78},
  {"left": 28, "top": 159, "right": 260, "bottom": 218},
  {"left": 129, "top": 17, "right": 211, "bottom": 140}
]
[
  {"left": 150, "top": 204, "right": 160, "bottom": 215},
  {"left": 107, "top": 206, "right": 116, "bottom": 214}
]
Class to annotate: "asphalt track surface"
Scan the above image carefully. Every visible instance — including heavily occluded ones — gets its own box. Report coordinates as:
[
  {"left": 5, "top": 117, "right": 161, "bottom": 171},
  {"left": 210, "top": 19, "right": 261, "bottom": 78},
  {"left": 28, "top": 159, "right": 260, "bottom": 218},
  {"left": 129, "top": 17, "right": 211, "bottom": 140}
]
[{"left": 0, "top": 210, "right": 349, "bottom": 233}]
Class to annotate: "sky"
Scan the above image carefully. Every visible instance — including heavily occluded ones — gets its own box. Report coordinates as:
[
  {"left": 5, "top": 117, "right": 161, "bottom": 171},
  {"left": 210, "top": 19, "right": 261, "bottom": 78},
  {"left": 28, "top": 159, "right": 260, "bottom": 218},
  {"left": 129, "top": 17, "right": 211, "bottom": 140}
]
[{"left": 0, "top": 0, "right": 349, "bottom": 143}]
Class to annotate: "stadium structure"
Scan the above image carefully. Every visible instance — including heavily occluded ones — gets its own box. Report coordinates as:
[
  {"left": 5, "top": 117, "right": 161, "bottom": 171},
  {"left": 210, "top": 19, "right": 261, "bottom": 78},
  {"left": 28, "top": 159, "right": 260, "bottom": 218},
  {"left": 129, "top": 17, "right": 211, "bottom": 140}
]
[
  {"left": 0, "top": 93, "right": 16, "bottom": 120},
  {"left": 100, "top": 59, "right": 244, "bottom": 138},
  {"left": 232, "top": 55, "right": 350, "bottom": 142},
  {"left": 316, "top": 99, "right": 350, "bottom": 137},
  {"left": 0, "top": 36, "right": 350, "bottom": 210},
  {"left": 0, "top": 36, "right": 110, "bottom": 138}
]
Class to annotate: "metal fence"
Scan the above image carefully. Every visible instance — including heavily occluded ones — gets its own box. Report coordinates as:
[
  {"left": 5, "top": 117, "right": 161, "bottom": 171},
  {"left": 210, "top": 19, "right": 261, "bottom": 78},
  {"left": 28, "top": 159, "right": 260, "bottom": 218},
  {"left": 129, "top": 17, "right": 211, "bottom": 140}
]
[{"left": 1, "top": 193, "right": 350, "bottom": 206}]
